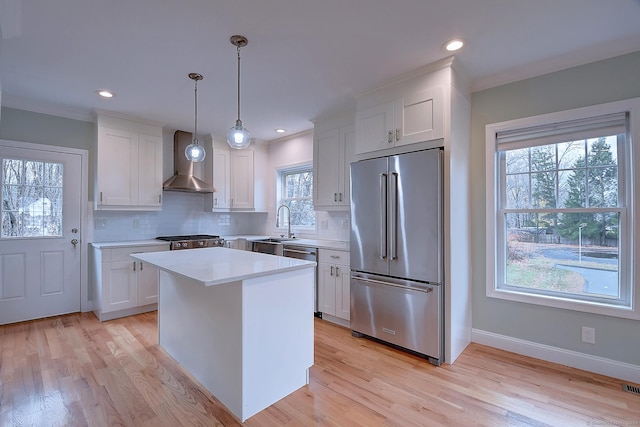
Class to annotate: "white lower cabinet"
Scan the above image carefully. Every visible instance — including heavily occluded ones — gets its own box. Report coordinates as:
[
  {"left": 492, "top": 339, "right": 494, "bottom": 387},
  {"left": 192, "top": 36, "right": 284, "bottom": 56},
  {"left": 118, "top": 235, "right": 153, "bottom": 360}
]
[
  {"left": 318, "top": 248, "right": 350, "bottom": 323},
  {"left": 91, "top": 243, "right": 169, "bottom": 321}
]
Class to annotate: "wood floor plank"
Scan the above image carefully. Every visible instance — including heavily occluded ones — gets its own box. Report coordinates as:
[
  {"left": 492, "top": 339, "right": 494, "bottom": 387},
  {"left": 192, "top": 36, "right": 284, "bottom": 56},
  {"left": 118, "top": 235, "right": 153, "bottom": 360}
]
[{"left": 2, "top": 312, "right": 639, "bottom": 426}]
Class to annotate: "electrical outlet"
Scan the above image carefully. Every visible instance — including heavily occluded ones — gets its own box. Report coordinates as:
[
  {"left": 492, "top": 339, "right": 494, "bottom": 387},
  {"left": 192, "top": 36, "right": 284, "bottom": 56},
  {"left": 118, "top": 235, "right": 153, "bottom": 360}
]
[
  {"left": 94, "top": 218, "right": 107, "bottom": 229},
  {"left": 581, "top": 326, "right": 595, "bottom": 344},
  {"left": 341, "top": 219, "right": 348, "bottom": 229}
]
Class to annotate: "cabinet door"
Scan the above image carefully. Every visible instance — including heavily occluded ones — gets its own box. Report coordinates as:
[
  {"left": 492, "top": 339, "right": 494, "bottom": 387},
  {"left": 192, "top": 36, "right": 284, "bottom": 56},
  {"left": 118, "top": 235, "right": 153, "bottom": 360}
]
[
  {"left": 230, "top": 150, "right": 254, "bottom": 209},
  {"left": 355, "top": 101, "right": 394, "bottom": 155},
  {"left": 97, "top": 127, "right": 138, "bottom": 206},
  {"left": 394, "top": 86, "right": 444, "bottom": 147},
  {"left": 313, "top": 128, "right": 342, "bottom": 208},
  {"left": 318, "top": 262, "right": 336, "bottom": 316},
  {"left": 137, "top": 132, "right": 163, "bottom": 207},
  {"left": 338, "top": 126, "right": 355, "bottom": 207},
  {"left": 336, "top": 264, "right": 350, "bottom": 320},
  {"left": 103, "top": 260, "right": 137, "bottom": 312},
  {"left": 212, "top": 148, "right": 230, "bottom": 209},
  {"left": 137, "top": 261, "right": 159, "bottom": 305}
]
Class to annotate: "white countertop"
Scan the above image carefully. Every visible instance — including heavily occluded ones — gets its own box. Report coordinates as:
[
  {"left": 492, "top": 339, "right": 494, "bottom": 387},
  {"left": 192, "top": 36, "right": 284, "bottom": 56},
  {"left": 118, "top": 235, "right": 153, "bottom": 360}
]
[
  {"left": 131, "top": 247, "right": 316, "bottom": 287},
  {"left": 91, "top": 240, "right": 170, "bottom": 249},
  {"left": 222, "top": 235, "right": 350, "bottom": 251},
  {"left": 90, "top": 237, "right": 349, "bottom": 251}
]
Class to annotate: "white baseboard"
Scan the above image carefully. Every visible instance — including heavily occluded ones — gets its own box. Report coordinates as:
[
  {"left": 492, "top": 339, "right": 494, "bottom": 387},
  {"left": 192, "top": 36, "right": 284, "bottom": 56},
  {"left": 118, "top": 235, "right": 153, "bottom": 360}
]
[{"left": 472, "top": 329, "right": 640, "bottom": 384}]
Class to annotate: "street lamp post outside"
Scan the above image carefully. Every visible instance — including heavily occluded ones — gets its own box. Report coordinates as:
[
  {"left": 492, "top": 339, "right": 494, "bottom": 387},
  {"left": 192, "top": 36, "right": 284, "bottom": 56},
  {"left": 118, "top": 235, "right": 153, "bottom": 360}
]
[{"left": 578, "top": 223, "right": 587, "bottom": 262}]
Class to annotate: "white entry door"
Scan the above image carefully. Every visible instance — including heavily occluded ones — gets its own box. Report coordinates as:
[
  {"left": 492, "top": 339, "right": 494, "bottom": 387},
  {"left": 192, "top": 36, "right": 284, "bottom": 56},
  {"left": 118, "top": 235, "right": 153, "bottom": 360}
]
[{"left": 0, "top": 142, "right": 83, "bottom": 324}]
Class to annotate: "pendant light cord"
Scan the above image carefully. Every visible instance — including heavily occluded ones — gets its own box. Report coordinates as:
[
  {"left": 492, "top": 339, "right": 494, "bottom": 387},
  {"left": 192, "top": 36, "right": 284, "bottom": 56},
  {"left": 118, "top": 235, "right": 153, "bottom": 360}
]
[
  {"left": 236, "top": 45, "right": 241, "bottom": 122},
  {"left": 194, "top": 78, "right": 199, "bottom": 142}
]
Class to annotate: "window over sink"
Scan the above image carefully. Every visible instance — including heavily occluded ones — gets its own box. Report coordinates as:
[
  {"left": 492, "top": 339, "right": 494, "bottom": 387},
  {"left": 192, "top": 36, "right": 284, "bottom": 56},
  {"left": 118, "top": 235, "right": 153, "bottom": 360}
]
[{"left": 277, "top": 165, "right": 315, "bottom": 231}]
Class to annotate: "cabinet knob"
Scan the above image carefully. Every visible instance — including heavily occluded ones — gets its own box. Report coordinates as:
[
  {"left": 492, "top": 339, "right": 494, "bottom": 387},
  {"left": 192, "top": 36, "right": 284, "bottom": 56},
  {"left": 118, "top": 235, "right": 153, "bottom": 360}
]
[
  {"left": 396, "top": 128, "right": 400, "bottom": 141},
  {"left": 330, "top": 266, "right": 335, "bottom": 276},
  {"left": 388, "top": 131, "right": 393, "bottom": 144},
  {"left": 133, "top": 261, "right": 136, "bottom": 271},
  {"left": 334, "top": 193, "right": 337, "bottom": 202}
]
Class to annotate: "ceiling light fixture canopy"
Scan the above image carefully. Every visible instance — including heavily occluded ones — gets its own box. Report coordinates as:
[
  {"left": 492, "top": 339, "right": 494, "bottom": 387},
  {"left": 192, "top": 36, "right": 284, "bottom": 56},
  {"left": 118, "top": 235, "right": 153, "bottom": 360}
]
[
  {"left": 185, "top": 72, "right": 206, "bottom": 162},
  {"left": 227, "top": 35, "right": 251, "bottom": 150}
]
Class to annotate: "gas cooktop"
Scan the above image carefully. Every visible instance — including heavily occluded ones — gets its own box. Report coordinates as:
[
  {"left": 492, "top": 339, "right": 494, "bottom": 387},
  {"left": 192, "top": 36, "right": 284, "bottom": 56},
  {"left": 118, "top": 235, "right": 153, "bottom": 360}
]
[{"left": 156, "top": 235, "right": 224, "bottom": 250}]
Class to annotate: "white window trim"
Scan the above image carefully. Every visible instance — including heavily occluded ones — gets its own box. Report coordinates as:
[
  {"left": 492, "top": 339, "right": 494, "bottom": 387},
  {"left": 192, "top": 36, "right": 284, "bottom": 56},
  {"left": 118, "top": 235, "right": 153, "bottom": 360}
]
[
  {"left": 485, "top": 97, "right": 640, "bottom": 320},
  {"left": 276, "top": 164, "right": 317, "bottom": 234}
]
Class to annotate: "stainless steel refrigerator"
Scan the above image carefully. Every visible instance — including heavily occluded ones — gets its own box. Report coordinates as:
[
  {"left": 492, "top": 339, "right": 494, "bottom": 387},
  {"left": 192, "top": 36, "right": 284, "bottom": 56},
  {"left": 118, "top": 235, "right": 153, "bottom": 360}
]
[{"left": 350, "top": 148, "right": 443, "bottom": 365}]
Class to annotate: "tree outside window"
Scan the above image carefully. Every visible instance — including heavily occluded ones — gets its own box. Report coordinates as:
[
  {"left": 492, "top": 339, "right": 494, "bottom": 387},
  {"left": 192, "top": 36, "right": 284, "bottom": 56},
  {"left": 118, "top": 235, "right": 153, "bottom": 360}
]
[
  {"left": 278, "top": 166, "right": 315, "bottom": 229},
  {"left": 2, "top": 158, "right": 64, "bottom": 238},
  {"left": 502, "top": 137, "right": 621, "bottom": 301}
]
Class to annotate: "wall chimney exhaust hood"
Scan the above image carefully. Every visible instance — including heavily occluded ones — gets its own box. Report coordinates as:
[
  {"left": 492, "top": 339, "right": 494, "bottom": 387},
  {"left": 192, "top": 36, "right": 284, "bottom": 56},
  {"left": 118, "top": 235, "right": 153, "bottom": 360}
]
[{"left": 163, "top": 130, "right": 215, "bottom": 193}]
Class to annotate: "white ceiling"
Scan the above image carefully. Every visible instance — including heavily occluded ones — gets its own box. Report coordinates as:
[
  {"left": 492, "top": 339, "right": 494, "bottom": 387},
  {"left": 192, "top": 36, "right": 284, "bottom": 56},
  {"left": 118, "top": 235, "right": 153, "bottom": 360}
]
[{"left": 2, "top": 0, "right": 640, "bottom": 142}]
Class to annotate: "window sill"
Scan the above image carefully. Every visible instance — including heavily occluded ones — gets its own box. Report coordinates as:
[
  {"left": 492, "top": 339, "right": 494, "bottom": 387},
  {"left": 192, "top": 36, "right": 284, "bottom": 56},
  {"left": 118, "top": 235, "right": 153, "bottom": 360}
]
[{"left": 486, "top": 287, "right": 640, "bottom": 320}]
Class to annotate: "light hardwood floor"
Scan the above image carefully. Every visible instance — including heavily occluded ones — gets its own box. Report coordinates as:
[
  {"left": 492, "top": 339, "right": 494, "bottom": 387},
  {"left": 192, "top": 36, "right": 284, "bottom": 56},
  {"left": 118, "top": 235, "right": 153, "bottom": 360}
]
[{"left": 1, "top": 312, "right": 638, "bottom": 426}]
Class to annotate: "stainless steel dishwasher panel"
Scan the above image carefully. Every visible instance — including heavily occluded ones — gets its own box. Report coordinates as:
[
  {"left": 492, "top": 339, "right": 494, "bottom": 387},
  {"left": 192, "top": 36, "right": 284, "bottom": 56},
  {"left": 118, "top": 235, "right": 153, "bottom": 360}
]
[
  {"left": 283, "top": 245, "right": 319, "bottom": 315},
  {"left": 350, "top": 272, "right": 443, "bottom": 364}
]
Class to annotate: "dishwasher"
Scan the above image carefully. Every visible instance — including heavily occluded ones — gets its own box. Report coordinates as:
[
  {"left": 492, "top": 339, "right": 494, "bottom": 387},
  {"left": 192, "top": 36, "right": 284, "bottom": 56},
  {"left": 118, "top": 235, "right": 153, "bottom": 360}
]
[{"left": 283, "top": 245, "right": 321, "bottom": 317}]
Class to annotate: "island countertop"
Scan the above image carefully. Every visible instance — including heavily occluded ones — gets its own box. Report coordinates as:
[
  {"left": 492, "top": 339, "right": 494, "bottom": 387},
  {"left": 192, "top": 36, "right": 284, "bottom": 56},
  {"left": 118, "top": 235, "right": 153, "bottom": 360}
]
[{"left": 131, "top": 247, "right": 316, "bottom": 287}]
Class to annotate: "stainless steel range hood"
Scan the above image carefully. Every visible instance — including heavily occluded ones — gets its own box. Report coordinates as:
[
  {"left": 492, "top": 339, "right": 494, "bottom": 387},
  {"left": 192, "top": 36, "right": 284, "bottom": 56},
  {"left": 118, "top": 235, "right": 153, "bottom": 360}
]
[{"left": 163, "top": 130, "right": 214, "bottom": 193}]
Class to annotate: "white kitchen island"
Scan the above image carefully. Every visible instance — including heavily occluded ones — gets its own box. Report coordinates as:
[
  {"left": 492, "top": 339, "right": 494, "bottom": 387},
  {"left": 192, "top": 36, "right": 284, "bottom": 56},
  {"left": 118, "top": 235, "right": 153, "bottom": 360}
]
[{"left": 130, "top": 247, "right": 316, "bottom": 422}]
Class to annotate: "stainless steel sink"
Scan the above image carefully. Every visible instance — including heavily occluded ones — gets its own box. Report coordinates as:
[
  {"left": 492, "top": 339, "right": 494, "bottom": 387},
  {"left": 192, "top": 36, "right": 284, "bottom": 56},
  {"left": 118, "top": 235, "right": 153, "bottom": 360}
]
[
  {"left": 252, "top": 239, "right": 284, "bottom": 255},
  {"left": 259, "top": 237, "right": 294, "bottom": 243},
  {"left": 251, "top": 237, "right": 298, "bottom": 255}
]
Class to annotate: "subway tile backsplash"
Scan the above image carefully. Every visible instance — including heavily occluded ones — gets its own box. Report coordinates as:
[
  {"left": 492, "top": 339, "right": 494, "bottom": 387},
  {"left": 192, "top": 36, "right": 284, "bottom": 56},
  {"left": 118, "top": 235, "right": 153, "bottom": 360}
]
[{"left": 90, "top": 191, "right": 350, "bottom": 243}]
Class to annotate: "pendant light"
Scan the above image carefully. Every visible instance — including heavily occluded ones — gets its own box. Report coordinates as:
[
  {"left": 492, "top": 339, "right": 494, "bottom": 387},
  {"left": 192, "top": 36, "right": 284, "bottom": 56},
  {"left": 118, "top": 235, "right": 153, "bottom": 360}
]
[
  {"left": 227, "top": 35, "right": 251, "bottom": 149},
  {"left": 185, "top": 72, "right": 206, "bottom": 162}
]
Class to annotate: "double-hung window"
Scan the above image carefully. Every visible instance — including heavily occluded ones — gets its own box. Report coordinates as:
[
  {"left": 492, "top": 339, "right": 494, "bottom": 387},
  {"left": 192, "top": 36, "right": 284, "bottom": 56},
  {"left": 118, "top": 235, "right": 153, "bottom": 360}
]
[
  {"left": 277, "top": 165, "right": 315, "bottom": 232},
  {"left": 485, "top": 98, "right": 639, "bottom": 319}
]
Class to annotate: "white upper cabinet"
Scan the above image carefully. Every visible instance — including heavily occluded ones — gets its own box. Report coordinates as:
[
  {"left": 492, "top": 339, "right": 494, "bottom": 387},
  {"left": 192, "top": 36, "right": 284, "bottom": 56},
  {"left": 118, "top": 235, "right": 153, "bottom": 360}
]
[
  {"left": 229, "top": 150, "right": 254, "bottom": 210},
  {"left": 211, "top": 148, "right": 231, "bottom": 209},
  {"left": 356, "top": 85, "right": 444, "bottom": 155},
  {"left": 313, "top": 116, "right": 355, "bottom": 211},
  {"left": 205, "top": 136, "right": 260, "bottom": 211},
  {"left": 95, "top": 113, "right": 163, "bottom": 210}
]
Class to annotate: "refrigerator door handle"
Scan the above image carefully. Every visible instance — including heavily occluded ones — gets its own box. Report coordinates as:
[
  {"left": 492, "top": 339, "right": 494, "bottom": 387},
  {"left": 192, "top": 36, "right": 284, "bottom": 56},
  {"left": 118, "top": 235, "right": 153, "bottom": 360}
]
[
  {"left": 352, "top": 275, "right": 433, "bottom": 293},
  {"left": 390, "top": 172, "right": 398, "bottom": 260},
  {"left": 380, "top": 173, "right": 388, "bottom": 259}
]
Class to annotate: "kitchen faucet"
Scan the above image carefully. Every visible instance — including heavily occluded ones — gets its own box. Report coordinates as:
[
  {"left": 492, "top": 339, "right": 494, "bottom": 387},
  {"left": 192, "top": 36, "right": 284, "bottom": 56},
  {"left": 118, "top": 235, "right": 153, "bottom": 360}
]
[{"left": 276, "top": 204, "right": 293, "bottom": 238}]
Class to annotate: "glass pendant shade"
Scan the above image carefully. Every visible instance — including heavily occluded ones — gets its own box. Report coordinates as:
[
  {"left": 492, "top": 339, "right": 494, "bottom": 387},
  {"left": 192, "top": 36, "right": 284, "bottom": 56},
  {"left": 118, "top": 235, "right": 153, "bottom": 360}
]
[
  {"left": 185, "top": 139, "right": 206, "bottom": 162},
  {"left": 185, "top": 72, "right": 205, "bottom": 162},
  {"left": 228, "top": 35, "right": 250, "bottom": 150},
  {"left": 227, "top": 119, "right": 251, "bottom": 149}
]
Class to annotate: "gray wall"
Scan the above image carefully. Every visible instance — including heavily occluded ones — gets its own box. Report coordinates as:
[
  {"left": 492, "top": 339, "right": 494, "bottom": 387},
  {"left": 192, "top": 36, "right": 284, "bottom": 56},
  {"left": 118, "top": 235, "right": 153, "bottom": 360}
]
[
  {"left": 470, "top": 51, "right": 640, "bottom": 365},
  {"left": 0, "top": 107, "right": 95, "bottom": 200}
]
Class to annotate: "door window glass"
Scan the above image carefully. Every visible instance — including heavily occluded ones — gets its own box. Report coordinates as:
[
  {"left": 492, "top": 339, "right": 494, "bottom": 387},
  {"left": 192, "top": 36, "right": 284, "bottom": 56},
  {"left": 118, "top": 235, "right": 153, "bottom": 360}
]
[{"left": 1, "top": 158, "right": 64, "bottom": 237}]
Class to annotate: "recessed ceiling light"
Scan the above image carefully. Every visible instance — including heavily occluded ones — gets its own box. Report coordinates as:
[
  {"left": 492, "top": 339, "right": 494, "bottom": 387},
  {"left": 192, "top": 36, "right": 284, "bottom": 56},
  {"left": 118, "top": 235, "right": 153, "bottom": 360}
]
[
  {"left": 275, "top": 128, "right": 286, "bottom": 134},
  {"left": 96, "top": 89, "right": 115, "bottom": 98},
  {"left": 444, "top": 39, "right": 464, "bottom": 52}
]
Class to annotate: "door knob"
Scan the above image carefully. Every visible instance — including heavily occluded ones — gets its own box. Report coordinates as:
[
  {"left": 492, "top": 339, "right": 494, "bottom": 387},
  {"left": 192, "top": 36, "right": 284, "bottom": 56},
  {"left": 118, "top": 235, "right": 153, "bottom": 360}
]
[{"left": 71, "top": 238, "right": 79, "bottom": 248}]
